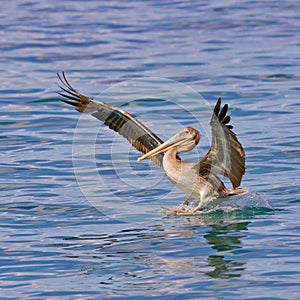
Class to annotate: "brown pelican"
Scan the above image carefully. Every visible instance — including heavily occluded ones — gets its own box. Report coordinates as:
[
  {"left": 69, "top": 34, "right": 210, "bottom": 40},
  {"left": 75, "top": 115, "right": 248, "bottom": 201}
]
[{"left": 58, "top": 72, "right": 246, "bottom": 213}]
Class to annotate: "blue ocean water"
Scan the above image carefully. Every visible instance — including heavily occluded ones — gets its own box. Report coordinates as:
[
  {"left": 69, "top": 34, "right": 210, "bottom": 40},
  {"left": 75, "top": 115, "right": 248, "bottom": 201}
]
[{"left": 1, "top": 0, "right": 300, "bottom": 299}]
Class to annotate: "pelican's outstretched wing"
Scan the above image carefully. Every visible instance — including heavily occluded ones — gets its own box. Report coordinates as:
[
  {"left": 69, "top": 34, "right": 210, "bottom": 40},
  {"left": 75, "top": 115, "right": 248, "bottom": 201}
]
[
  {"left": 197, "top": 98, "right": 245, "bottom": 188},
  {"left": 57, "top": 71, "right": 164, "bottom": 167}
]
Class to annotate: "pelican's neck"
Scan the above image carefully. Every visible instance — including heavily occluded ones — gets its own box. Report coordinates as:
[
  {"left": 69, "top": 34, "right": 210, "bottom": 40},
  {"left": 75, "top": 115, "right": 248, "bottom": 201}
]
[
  {"left": 162, "top": 148, "right": 199, "bottom": 198},
  {"left": 162, "top": 148, "right": 182, "bottom": 182},
  {"left": 164, "top": 147, "right": 180, "bottom": 163}
]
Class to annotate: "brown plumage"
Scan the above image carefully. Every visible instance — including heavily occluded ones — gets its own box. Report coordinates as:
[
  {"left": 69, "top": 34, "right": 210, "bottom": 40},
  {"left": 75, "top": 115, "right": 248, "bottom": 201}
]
[
  {"left": 58, "top": 72, "right": 246, "bottom": 212},
  {"left": 57, "top": 71, "right": 165, "bottom": 168},
  {"left": 197, "top": 98, "right": 245, "bottom": 188}
]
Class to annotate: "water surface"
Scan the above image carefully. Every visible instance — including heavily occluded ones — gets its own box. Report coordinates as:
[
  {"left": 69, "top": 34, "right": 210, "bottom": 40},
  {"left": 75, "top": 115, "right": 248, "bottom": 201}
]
[{"left": 1, "top": 1, "right": 300, "bottom": 299}]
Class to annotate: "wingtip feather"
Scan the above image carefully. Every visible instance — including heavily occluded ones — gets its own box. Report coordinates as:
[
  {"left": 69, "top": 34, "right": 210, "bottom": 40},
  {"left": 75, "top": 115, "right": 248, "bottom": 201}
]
[{"left": 214, "top": 98, "right": 222, "bottom": 115}]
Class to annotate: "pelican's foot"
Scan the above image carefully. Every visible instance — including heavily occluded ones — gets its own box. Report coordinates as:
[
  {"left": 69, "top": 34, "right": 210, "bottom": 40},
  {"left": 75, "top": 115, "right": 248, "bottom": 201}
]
[
  {"left": 163, "top": 204, "right": 191, "bottom": 215},
  {"left": 191, "top": 202, "right": 204, "bottom": 214},
  {"left": 162, "top": 199, "right": 205, "bottom": 215},
  {"left": 175, "top": 204, "right": 191, "bottom": 214}
]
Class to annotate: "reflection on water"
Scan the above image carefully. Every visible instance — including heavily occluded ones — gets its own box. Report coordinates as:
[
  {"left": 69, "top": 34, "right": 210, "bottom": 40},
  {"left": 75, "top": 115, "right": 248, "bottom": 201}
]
[
  {"left": 205, "top": 222, "right": 250, "bottom": 278},
  {"left": 55, "top": 217, "right": 252, "bottom": 295}
]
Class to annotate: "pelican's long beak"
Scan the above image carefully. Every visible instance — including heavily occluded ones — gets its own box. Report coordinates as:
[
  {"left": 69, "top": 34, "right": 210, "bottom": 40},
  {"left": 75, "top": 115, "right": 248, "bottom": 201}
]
[{"left": 137, "top": 132, "right": 186, "bottom": 162}]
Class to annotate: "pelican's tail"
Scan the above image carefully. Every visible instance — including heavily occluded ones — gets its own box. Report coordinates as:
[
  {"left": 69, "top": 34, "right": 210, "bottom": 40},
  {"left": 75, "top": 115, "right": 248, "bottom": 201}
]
[{"left": 221, "top": 188, "right": 248, "bottom": 197}]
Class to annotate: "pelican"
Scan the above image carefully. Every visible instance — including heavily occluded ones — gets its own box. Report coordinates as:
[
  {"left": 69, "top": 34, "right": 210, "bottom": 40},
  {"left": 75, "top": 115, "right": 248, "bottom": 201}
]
[{"left": 58, "top": 72, "right": 246, "bottom": 213}]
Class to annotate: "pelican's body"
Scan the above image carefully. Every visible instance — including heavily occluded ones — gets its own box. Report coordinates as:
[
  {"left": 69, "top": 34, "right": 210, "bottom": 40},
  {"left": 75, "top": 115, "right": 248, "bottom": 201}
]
[
  {"left": 138, "top": 125, "right": 245, "bottom": 212},
  {"left": 58, "top": 72, "right": 246, "bottom": 213},
  {"left": 163, "top": 150, "right": 218, "bottom": 210}
]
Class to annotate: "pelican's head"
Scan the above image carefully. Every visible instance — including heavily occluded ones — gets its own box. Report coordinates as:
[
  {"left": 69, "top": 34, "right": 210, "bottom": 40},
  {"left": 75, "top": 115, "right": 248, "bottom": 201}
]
[{"left": 137, "top": 127, "right": 200, "bottom": 162}]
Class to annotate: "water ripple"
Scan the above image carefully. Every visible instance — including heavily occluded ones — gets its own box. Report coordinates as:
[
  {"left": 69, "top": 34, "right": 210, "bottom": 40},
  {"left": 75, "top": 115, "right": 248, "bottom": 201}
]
[{"left": 1, "top": 0, "right": 300, "bottom": 298}]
